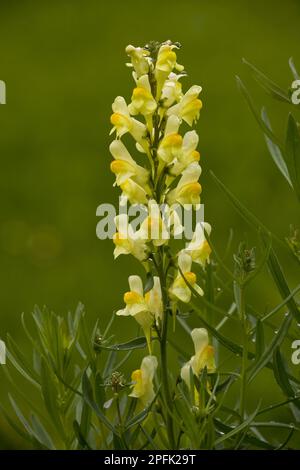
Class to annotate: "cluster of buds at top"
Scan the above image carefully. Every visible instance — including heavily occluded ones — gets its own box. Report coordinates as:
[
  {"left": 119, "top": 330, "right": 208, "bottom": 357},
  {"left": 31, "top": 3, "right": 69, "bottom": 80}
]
[{"left": 109, "top": 41, "right": 215, "bottom": 405}]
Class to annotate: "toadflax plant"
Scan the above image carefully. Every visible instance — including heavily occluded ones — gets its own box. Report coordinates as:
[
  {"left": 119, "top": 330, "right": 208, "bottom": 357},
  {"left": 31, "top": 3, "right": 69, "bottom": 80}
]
[
  {"left": 1, "top": 42, "right": 300, "bottom": 451},
  {"left": 109, "top": 39, "right": 214, "bottom": 447}
]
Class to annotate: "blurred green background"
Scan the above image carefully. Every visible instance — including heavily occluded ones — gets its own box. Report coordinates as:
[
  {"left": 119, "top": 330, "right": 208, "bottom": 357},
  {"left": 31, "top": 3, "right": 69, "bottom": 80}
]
[{"left": 0, "top": 0, "right": 299, "bottom": 449}]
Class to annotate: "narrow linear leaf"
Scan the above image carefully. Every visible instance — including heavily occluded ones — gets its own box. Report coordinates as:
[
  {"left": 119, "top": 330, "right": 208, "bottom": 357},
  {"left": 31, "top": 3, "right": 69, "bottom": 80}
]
[
  {"left": 273, "top": 347, "right": 296, "bottom": 398},
  {"left": 236, "top": 75, "right": 284, "bottom": 150},
  {"left": 30, "top": 414, "right": 55, "bottom": 450},
  {"left": 285, "top": 113, "right": 300, "bottom": 201},
  {"left": 263, "top": 240, "right": 300, "bottom": 322},
  {"left": 125, "top": 389, "right": 159, "bottom": 430},
  {"left": 210, "top": 171, "right": 272, "bottom": 239},
  {"left": 214, "top": 418, "right": 274, "bottom": 449},
  {"left": 95, "top": 336, "right": 148, "bottom": 352},
  {"left": 243, "top": 58, "right": 290, "bottom": 103},
  {"left": 215, "top": 405, "right": 260, "bottom": 445},
  {"left": 73, "top": 420, "right": 92, "bottom": 450},
  {"left": 248, "top": 314, "right": 292, "bottom": 383},
  {"left": 261, "top": 108, "right": 292, "bottom": 185},
  {"left": 255, "top": 319, "right": 265, "bottom": 360},
  {"left": 289, "top": 57, "right": 300, "bottom": 81},
  {"left": 82, "top": 370, "right": 114, "bottom": 433}
]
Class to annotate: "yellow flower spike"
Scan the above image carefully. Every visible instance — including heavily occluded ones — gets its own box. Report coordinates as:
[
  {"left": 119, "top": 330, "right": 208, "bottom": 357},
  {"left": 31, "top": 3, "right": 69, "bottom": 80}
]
[
  {"left": 181, "top": 328, "right": 216, "bottom": 390},
  {"left": 109, "top": 140, "right": 149, "bottom": 187},
  {"left": 113, "top": 214, "right": 149, "bottom": 262},
  {"left": 130, "top": 355, "right": 158, "bottom": 406},
  {"left": 125, "top": 45, "right": 150, "bottom": 78},
  {"left": 167, "top": 162, "right": 202, "bottom": 207},
  {"left": 169, "top": 252, "right": 203, "bottom": 303},
  {"left": 182, "top": 222, "right": 212, "bottom": 268},
  {"left": 167, "top": 85, "right": 202, "bottom": 126}
]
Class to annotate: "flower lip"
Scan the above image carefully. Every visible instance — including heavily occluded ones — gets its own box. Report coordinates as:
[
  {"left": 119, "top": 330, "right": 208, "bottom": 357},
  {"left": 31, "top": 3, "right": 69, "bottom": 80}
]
[
  {"left": 124, "top": 291, "right": 143, "bottom": 304},
  {"left": 184, "top": 271, "right": 197, "bottom": 284}
]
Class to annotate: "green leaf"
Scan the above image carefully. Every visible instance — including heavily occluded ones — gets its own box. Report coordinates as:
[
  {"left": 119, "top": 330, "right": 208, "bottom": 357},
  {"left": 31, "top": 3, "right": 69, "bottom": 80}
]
[
  {"left": 125, "top": 393, "right": 157, "bottom": 430},
  {"left": 264, "top": 240, "right": 300, "bottom": 322},
  {"left": 73, "top": 420, "right": 92, "bottom": 450},
  {"left": 173, "top": 392, "right": 199, "bottom": 447},
  {"left": 8, "top": 395, "right": 47, "bottom": 449},
  {"left": 261, "top": 108, "right": 292, "bottom": 186},
  {"left": 96, "top": 336, "right": 148, "bottom": 352},
  {"left": 213, "top": 418, "right": 275, "bottom": 449},
  {"left": 215, "top": 405, "right": 260, "bottom": 445},
  {"left": 6, "top": 334, "right": 40, "bottom": 386},
  {"left": 81, "top": 370, "right": 114, "bottom": 433},
  {"left": 243, "top": 58, "right": 291, "bottom": 103},
  {"left": 30, "top": 414, "right": 55, "bottom": 449},
  {"left": 103, "top": 350, "right": 117, "bottom": 378},
  {"left": 255, "top": 320, "right": 265, "bottom": 360},
  {"left": 285, "top": 113, "right": 300, "bottom": 201},
  {"left": 79, "top": 399, "right": 92, "bottom": 446},
  {"left": 289, "top": 57, "right": 299, "bottom": 81},
  {"left": 94, "top": 371, "right": 106, "bottom": 407},
  {"left": 210, "top": 171, "right": 272, "bottom": 238},
  {"left": 0, "top": 403, "right": 33, "bottom": 444},
  {"left": 248, "top": 314, "right": 292, "bottom": 383},
  {"left": 40, "top": 359, "right": 64, "bottom": 433},
  {"left": 236, "top": 75, "right": 284, "bottom": 150},
  {"left": 273, "top": 347, "right": 296, "bottom": 397},
  {"left": 144, "top": 272, "right": 154, "bottom": 294}
]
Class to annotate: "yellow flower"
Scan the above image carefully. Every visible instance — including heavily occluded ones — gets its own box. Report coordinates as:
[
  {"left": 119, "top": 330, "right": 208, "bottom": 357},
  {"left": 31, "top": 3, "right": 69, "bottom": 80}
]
[
  {"left": 125, "top": 45, "right": 150, "bottom": 78},
  {"left": 120, "top": 178, "right": 149, "bottom": 205},
  {"left": 170, "top": 130, "right": 200, "bottom": 176},
  {"left": 161, "top": 72, "right": 184, "bottom": 108},
  {"left": 109, "top": 139, "right": 149, "bottom": 186},
  {"left": 128, "top": 75, "right": 157, "bottom": 117},
  {"left": 182, "top": 222, "right": 212, "bottom": 268},
  {"left": 116, "top": 275, "right": 153, "bottom": 352},
  {"left": 130, "top": 355, "right": 158, "bottom": 405},
  {"left": 116, "top": 275, "right": 163, "bottom": 351},
  {"left": 167, "top": 162, "right": 202, "bottom": 207},
  {"left": 181, "top": 328, "right": 216, "bottom": 388},
  {"left": 155, "top": 42, "right": 184, "bottom": 99},
  {"left": 167, "top": 85, "right": 202, "bottom": 126},
  {"left": 113, "top": 214, "right": 149, "bottom": 261},
  {"left": 145, "top": 276, "right": 163, "bottom": 325},
  {"left": 169, "top": 252, "right": 203, "bottom": 303},
  {"left": 110, "top": 96, "right": 147, "bottom": 147},
  {"left": 157, "top": 115, "right": 182, "bottom": 165},
  {"left": 140, "top": 199, "right": 169, "bottom": 246}
]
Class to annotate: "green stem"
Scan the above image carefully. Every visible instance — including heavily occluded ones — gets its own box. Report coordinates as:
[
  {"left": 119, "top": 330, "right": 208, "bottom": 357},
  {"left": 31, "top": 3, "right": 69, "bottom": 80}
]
[
  {"left": 156, "top": 246, "right": 176, "bottom": 449},
  {"left": 239, "top": 285, "right": 248, "bottom": 421}
]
